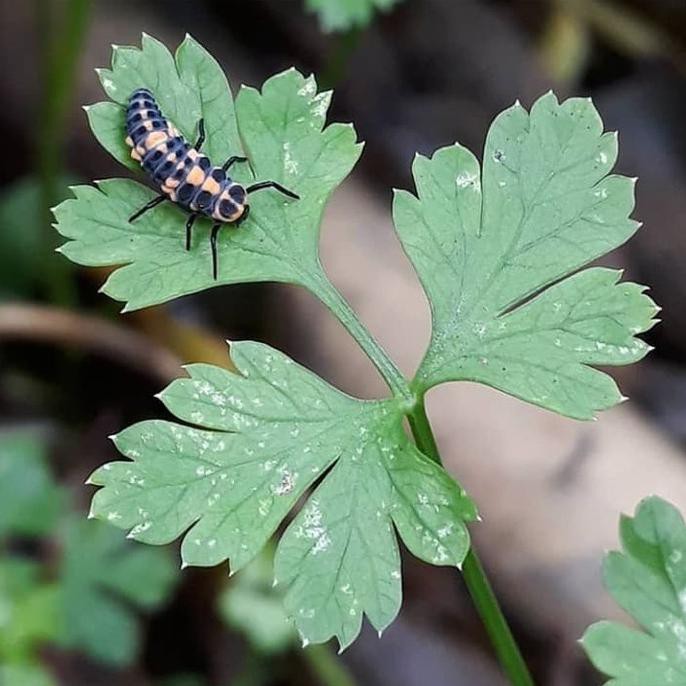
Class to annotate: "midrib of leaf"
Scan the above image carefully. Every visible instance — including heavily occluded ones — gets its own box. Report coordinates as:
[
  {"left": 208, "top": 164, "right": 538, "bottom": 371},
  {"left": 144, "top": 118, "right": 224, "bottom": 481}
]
[
  {"left": 422, "top": 212, "right": 625, "bottom": 389},
  {"left": 448, "top": 109, "right": 607, "bottom": 331}
]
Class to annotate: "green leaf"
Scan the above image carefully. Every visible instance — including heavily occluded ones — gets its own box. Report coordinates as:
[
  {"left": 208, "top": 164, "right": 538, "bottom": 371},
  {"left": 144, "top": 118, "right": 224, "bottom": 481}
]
[
  {"left": 88, "top": 341, "right": 476, "bottom": 648},
  {"left": 581, "top": 496, "right": 686, "bottom": 685},
  {"left": 58, "top": 517, "right": 178, "bottom": 666},
  {"left": 393, "top": 92, "right": 658, "bottom": 419},
  {"left": 0, "top": 665, "right": 57, "bottom": 686},
  {"left": 219, "top": 548, "right": 295, "bottom": 654},
  {"left": 0, "top": 432, "right": 64, "bottom": 538},
  {"left": 55, "top": 35, "right": 361, "bottom": 311},
  {"left": 0, "top": 559, "right": 61, "bottom": 664},
  {"left": 305, "top": 0, "right": 403, "bottom": 31},
  {"left": 89, "top": 33, "right": 239, "bottom": 170}
]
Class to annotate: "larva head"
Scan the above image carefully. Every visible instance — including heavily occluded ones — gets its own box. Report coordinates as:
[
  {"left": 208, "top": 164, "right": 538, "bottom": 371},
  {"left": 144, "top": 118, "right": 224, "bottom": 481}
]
[{"left": 214, "top": 183, "right": 247, "bottom": 223}]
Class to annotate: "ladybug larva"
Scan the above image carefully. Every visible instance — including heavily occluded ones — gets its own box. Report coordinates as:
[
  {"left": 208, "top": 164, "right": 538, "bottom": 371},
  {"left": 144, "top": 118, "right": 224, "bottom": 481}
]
[{"left": 125, "top": 88, "right": 299, "bottom": 279}]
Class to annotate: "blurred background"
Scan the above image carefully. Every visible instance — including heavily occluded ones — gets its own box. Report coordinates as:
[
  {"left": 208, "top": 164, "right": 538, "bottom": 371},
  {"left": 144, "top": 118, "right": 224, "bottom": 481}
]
[{"left": 1, "top": 0, "right": 686, "bottom": 684}]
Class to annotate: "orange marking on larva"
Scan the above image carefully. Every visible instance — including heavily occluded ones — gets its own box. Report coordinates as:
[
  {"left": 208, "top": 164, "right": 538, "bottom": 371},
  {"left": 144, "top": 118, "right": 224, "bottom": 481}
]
[
  {"left": 136, "top": 145, "right": 146, "bottom": 156},
  {"left": 228, "top": 205, "right": 245, "bottom": 221},
  {"left": 187, "top": 149, "right": 199, "bottom": 161},
  {"left": 201, "top": 176, "right": 221, "bottom": 195},
  {"left": 163, "top": 177, "right": 181, "bottom": 190},
  {"left": 143, "top": 120, "right": 154, "bottom": 131},
  {"left": 167, "top": 153, "right": 177, "bottom": 163},
  {"left": 186, "top": 166, "right": 205, "bottom": 186},
  {"left": 145, "top": 130, "right": 168, "bottom": 150},
  {"left": 125, "top": 135, "right": 133, "bottom": 147},
  {"left": 131, "top": 149, "right": 142, "bottom": 161}
]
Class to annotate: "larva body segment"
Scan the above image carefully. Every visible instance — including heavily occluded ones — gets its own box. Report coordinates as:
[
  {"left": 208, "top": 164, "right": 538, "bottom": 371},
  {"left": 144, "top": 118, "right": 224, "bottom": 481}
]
[
  {"left": 124, "top": 88, "right": 300, "bottom": 279},
  {"left": 125, "top": 88, "right": 246, "bottom": 222}
]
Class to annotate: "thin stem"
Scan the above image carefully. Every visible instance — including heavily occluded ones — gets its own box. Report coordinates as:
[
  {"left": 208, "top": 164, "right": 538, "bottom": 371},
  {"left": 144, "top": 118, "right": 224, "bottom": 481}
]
[
  {"left": 312, "top": 271, "right": 534, "bottom": 685},
  {"left": 408, "top": 401, "right": 535, "bottom": 686},
  {"left": 302, "top": 644, "right": 357, "bottom": 686},
  {"left": 462, "top": 551, "right": 534, "bottom": 686},
  {"left": 319, "top": 28, "right": 363, "bottom": 90},
  {"left": 311, "top": 268, "right": 413, "bottom": 403}
]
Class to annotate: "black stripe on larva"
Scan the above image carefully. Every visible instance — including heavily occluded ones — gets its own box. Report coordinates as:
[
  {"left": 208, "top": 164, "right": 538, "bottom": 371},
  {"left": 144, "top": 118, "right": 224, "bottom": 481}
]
[
  {"left": 125, "top": 89, "right": 261, "bottom": 224},
  {"left": 229, "top": 185, "right": 246, "bottom": 203}
]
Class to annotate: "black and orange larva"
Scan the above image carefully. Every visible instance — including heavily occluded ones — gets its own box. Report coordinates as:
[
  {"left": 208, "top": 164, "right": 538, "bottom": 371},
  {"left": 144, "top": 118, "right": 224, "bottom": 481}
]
[{"left": 125, "top": 88, "right": 299, "bottom": 278}]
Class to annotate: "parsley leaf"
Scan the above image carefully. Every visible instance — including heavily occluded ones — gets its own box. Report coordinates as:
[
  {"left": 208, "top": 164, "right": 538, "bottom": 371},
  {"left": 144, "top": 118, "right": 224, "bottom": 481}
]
[
  {"left": 582, "top": 496, "right": 686, "bottom": 685},
  {"left": 55, "top": 35, "right": 361, "bottom": 311},
  {"left": 88, "top": 342, "right": 476, "bottom": 648},
  {"left": 393, "top": 93, "right": 658, "bottom": 419}
]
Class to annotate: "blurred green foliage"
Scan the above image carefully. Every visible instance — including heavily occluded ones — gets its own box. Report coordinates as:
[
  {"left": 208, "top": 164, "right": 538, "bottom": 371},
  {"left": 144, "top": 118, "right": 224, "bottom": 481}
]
[
  {"left": 0, "top": 430, "right": 179, "bottom": 679},
  {"left": 219, "top": 549, "right": 295, "bottom": 655},
  {"left": 0, "top": 178, "right": 75, "bottom": 300},
  {"left": 305, "top": 0, "right": 403, "bottom": 32},
  {"left": 0, "top": 433, "right": 64, "bottom": 537},
  {"left": 58, "top": 517, "right": 178, "bottom": 665}
]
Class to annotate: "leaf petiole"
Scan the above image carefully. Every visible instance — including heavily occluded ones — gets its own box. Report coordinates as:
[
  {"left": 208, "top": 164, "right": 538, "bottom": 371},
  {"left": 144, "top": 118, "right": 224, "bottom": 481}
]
[
  {"left": 312, "top": 267, "right": 536, "bottom": 685},
  {"left": 310, "top": 266, "right": 414, "bottom": 405}
]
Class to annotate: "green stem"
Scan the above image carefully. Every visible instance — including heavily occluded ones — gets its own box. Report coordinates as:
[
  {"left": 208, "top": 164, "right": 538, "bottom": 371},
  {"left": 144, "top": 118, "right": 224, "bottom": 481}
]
[
  {"left": 312, "top": 268, "right": 413, "bottom": 404},
  {"left": 319, "top": 28, "right": 363, "bottom": 90},
  {"left": 314, "top": 273, "right": 534, "bottom": 685},
  {"left": 36, "top": 0, "right": 91, "bottom": 305},
  {"left": 303, "top": 644, "right": 357, "bottom": 686},
  {"left": 408, "top": 400, "right": 535, "bottom": 686}
]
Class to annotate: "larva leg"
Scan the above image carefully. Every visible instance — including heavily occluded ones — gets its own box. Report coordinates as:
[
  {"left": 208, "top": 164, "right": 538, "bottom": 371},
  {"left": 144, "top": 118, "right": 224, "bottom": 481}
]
[
  {"left": 221, "top": 156, "right": 248, "bottom": 172},
  {"left": 246, "top": 181, "right": 299, "bottom": 200},
  {"left": 129, "top": 193, "right": 167, "bottom": 223},
  {"left": 185, "top": 213, "right": 199, "bottom": 251},
  {"left": 210, "top": 223, "right": 221, "bottom": 280},
  {"left": 193, "top": 119, "right": 206, "bottom": 151}
]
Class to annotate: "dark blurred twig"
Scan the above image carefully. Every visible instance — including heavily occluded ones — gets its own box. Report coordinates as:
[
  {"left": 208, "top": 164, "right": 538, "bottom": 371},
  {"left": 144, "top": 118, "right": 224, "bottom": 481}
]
[{"left": 0, "top": 303, "right": 181, "bottom": 383}]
